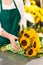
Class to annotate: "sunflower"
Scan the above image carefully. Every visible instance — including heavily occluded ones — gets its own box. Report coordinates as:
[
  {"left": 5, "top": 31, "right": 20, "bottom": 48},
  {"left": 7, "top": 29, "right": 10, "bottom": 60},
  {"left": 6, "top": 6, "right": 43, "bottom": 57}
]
[
  {"left": 30, "top": 1, "right": 36, "bottom": 5},
  {"left": 24, "top": 5, "right": 35, "bottom": 13},
  {"left": 32, "top": 11, "right": 37, "bottom": 19},
  {"left": 27, "top": 28, "right": 37, "bottom": 38},
  {"left": 20, "top": 35, "right": 30, "bottom": 50},
  {"left": 32, "top": 11, "right": 41, "bottom": 24},
  {"left": 25, "top": 48, "right": 37, "bottom": 57},
  {"left": 35, "top": 16, "right": 40, "bottom": 24},
  {"left": 24, "top": 6, "right": 30, "bottom": 13},
  {"left": 32, "top": 38, "right": 41, "bottom": 53}
]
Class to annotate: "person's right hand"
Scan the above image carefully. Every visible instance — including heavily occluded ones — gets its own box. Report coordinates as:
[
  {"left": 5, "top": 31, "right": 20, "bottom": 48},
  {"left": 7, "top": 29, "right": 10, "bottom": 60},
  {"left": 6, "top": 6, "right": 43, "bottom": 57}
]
[{"left": 9, "top": 34, "right": 19, "bottom": 51}]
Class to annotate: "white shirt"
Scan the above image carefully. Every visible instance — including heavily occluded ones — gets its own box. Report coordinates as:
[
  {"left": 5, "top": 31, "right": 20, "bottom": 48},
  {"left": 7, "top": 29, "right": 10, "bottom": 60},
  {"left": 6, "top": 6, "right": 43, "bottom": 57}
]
[
  {"left": 0, "top": 0, "right": 27, "bottom": 35},
  {"left": 2, "top": 2, "right": 16, "bottom": 9}
]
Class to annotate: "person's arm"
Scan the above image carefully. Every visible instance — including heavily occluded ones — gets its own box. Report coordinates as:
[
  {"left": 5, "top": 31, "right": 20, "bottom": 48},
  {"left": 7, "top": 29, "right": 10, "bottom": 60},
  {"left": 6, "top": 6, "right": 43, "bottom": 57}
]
[
  {"left": 0, "top": 0, "right": 19, "bottom": 51},
  {"left": 0, "top": 23, "right": 10, "bottom": 39},
  {"left": 15, "top": 0, "right": 27, "bottom": 31},
  {"left": 0, "top": 23, "right": 19, "bottom": 51}
]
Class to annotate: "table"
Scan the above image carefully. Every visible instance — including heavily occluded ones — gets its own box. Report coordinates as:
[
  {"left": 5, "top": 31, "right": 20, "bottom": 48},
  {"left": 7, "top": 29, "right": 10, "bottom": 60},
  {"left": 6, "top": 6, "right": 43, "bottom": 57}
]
[{"left": 0, "top": 51, "right": 43, "bottom": 65}]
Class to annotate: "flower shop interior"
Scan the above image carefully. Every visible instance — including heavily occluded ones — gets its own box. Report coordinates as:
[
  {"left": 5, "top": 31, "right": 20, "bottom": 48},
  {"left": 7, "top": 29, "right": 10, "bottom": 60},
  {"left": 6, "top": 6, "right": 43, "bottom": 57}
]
[{"left": 0, "top": 0, "right": 43, "bottom": 65}]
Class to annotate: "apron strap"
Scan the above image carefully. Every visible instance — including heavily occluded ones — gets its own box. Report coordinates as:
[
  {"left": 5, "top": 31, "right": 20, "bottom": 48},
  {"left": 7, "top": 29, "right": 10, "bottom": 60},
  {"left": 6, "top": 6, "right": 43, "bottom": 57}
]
[
  {"left": 13, "top": 0, "right": 18, "bottom": 9},
  {"left": 0, "top": 0, "right": 3, "bottom": 12},
  {"left": 0, "top": 0, "right": 1, "bottom": 13}
]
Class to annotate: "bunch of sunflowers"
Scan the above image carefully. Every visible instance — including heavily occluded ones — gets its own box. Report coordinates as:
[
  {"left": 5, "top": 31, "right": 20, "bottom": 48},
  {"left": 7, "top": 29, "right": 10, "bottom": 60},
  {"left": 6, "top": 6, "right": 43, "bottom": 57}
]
[
  {"left": 19, "top": 28, "right": 41, "bottom": 57},
  {"left": 1, "top": 28, "right": 43, "bottom": 58},
  {"left": 24, "top": 4, "right": 43, "bottom": 24},
  {"left": 24, "top": 0, "right": 43, "bottom": 33}
]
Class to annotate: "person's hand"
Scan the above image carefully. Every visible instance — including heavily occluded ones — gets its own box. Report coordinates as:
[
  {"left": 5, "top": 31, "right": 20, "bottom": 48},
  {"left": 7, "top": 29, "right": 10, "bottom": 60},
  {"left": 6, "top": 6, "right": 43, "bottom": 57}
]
[
  {"left": 9, "top": 34, "right": 19, "bottom": 51},
  {"left": 1, "top": 29, "right": 19, "bottom": 51}
]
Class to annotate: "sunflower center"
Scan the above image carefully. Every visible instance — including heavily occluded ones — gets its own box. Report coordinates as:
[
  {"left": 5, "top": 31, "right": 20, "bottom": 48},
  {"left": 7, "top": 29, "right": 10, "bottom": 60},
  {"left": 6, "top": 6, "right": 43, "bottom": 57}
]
[
  {"left": 21, "top": 40, "right": 27, "bottom": 46},
  {"left": 24, "top": 33, "right": 30, "bottom": 38},
  {"left": 33, "top": 13, "right": 36, "bottom": 15},
  {"left": 33, "top": 42, "right": 36, "bottom": 48},
  {"left": 28, "top": 49, "right": 33, "bottom": 55}
]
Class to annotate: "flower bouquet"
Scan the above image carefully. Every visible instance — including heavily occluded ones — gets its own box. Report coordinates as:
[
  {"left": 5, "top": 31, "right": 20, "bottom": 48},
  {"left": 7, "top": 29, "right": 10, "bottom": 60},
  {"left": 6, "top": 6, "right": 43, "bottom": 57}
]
[
  {"left": 1, "top": 28, "right": 43, "bottom": 58},
  {"left": 19, "top": 28, "right": 43, "bottom": 57}
]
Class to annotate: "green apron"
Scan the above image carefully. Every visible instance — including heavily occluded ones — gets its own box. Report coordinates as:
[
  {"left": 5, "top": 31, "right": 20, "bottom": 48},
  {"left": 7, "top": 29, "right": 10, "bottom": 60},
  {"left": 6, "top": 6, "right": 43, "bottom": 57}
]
[{"left": 0, "top": 0, "right": 21, "bottom": 47}]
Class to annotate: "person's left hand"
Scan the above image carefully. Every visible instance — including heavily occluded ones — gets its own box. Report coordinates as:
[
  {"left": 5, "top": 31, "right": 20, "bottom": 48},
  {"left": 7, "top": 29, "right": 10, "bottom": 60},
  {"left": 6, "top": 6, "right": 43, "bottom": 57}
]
[{"left": 8, "top": 34, "right": 19, "bottom": 51}]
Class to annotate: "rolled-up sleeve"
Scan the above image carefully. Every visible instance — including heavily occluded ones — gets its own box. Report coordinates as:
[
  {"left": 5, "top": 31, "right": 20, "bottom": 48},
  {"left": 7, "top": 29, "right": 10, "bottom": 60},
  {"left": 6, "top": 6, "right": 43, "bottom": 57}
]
[{"left": 15, "top": 0, "right": 27, "bottom": 31}]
